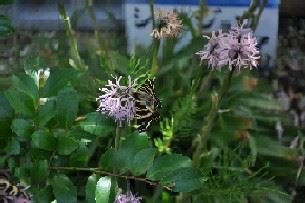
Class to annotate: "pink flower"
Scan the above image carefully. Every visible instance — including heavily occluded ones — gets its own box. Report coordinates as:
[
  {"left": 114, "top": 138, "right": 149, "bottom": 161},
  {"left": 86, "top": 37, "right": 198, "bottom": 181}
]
[
  {"left": 196, "top": 31, "right": 230, "bottom": 70},
  {"left": 96, "top": 76, "right": 137, "bottom": 126},
  {"left": 115, "top": 192, "right": 142, "bottom": 203},
  {"left": 226, "top": 23, "right": 260, "bottom": 70},
  {"left": 196, "top": 20, "right": 260, "bottom": 70}
]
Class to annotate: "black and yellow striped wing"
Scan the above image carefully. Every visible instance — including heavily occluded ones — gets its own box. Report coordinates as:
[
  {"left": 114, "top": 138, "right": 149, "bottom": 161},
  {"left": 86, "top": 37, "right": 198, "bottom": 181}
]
[{"left": 135, "top": 79, "right": 160, "bottom": 132}]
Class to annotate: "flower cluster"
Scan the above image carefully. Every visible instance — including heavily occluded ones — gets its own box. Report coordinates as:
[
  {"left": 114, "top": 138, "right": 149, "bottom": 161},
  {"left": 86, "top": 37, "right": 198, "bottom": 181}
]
[
  {"left": 196, "top": 20, "right": 260, "bottom": 70},
  {"left": 115, "top": 192, "right": 142, "bottom": 203},
  {"left": 150, "top": 9, "right": 182, "bottom": 39},
  {"left": 96, "top": 75, "right": 137, "bottom": 126}
]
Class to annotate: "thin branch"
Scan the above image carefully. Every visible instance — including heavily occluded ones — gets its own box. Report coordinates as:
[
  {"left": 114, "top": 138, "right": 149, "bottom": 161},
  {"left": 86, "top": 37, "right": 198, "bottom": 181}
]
[{"left": 49, "top": 166, "right": 173, "bottom": 191}]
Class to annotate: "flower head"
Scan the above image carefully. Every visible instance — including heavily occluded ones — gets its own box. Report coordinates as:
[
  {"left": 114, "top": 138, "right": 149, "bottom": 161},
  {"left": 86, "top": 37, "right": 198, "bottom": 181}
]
[
  {"left": 150, "top": 9, "right": 182, "bottom": 39},
  {"left": 115, "top": 192, "right": 142, "bottom": 203},
  {"left": 226, "top": 21, "right": 260, "bottom": 70},
  {"left": 196, "top": 30, "right": 230, "bottom": 69},
  {"left": 196, "top": 20, "right": 260, "bottom": 70},
  {"left": 96, "top": 75, "right": 137, "bottom": 126}
]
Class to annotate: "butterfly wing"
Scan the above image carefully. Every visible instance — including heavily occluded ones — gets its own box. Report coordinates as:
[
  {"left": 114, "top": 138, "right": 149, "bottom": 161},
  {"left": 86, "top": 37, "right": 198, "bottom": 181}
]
[{"left": 135, "top": 79, "right": 160, "bottom": 132}]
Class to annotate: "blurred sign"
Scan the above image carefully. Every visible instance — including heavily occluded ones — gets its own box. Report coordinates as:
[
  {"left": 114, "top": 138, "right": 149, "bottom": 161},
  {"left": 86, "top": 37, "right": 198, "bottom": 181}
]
[{"left": 125, "top": 0, "right": 280, "bottom": 67}]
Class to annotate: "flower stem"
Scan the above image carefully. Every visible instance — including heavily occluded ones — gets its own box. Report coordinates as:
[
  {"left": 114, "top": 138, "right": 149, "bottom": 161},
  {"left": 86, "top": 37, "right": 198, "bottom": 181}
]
[
  {"left": 198, "top": 0, "right": 206, "bottom": 34},
  {"left": 86, "top": 0, "right": 112, "bottom": 71},
  {"left": 150, "top": 0, "right": 155, "bottom": 28},
  {"left": 149, "top": 0, "right": 160, "bottom": 75},
  {"left": 193, "top": 67, "right": 235, "bottom": 167},
  {"left": 151, "top": 38, "right": 161, "bottom": 75},
  {"left": 57, "top": 2, "right": 87, "bottom": 71},
  {"left": 197, "top": 70, "right": 214, "bottom": 97},
  {"left": 114, "top": 124, "right": 121, "bottom": 179},
  {"left": 115, "top": 124, "right": 120, "bottom": 151}
]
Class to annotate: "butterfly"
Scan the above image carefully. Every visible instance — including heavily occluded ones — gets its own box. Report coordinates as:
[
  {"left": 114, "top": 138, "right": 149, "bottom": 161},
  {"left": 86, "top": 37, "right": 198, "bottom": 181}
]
[
  {"left": 0, "top": 173, "right": 32, "bottom": 202},
  {"left": 134, "top": 79, "right": 161, "bottom": 132}
]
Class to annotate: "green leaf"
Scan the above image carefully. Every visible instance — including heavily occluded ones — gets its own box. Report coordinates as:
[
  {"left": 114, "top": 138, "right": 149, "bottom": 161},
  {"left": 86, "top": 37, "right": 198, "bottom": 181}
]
[
  {"left": 99, "top": 148, "right": 116, "bottom": 171},
  {"left": 5, "top": 137, "right": 20, "bottom": 155},
  {"left": 239, "top": 94, "right": 281, "bottom": 111},
  {"left": 165, "top": 167, "right": 206, "bottom": 192},
  {"left": 5, "top": 89, "right": 35, "bottom": 117},
  {"left": 69, "top": 145, "right": 89, "bottom": 166},
  {"left": 248, "top": 135, "right": 257, "bottom": 165},
  {"left": 57, "top": 134, "right": 79, "bottom": 155},
  {"left": 56, "top": 86, "right": 79, "bottom": 129},
  {"left": 131, "top": 148, "right": 156, "bottom": 176},
  {"left": 95, "top": 176, "right": 117, "bottom": 203},
  {"left": 0, "top": 93, "right": 13, "bottom": 119},
  {"left": 96, "top": 176, "right": 111, "bottom": 203},
  {"left": 44, "top": 69, "right": 78, "bottom": 97},
  {"left": 12, "top": 74, "right": 39, "bottom": 107},
  {"left": 79, "top": 112, "right": 114, "bottom": 137},
  {"left": 147, "top": 154, "right": 192, "bottom": 180},
  {"left": 255, "top": 135, "right": 298, "bottom": 159},
  {"left": 11, "top": 119, "right": 34, "bottom": 141},
  {"left": 115, "top": 134, "right": 150, "bottom": 172},
  {"left": 86, "top": 174, "right": 97, "bottom": 203},
  {"left": 0, "top": 15, "right": 15, "bottom": 37},
  {"left": 32, "top": 130, "right": 56, "bottom": 151},
  {"left": 34, "top": 186, "right": 54, "bottom": 203},
  {"left": 0, "top": 119, "right": 11, "bottom": 137},
  {"left": 37, "top": 99, "right": 56, "bottom": 127},
  {"left": 30, "top": 160, "right": 49, "bottom": 185},
  {"left": 51, "top": 175, "right": 77, "bottom": 203}
]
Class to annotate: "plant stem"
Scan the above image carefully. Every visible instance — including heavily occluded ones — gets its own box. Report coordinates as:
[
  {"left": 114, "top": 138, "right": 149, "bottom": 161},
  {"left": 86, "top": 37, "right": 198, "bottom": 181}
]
[
  {"left": 150, "top": 0, "right": 155, "bottom": 28},
  {"left": 251, "top": 0, "right": 267, "bottom": 30},
  {"left": 114, "top": 125, "right": 120, "bottom": 179},
  {"left": 86, "top": 0, "right": 111, "bottom": 70},
  {"left": 151, "top": 38, "right": 160, "bottom": 75},
  {"left": 197, "top": 70, "right": 214, "bottom": 97},
  {"left": 115, "top": 124, "right": 120, "bottom": 151},
  {"left": 198, "top": 0, "right": 206, "bottom": 34},
  {"left": 149, "top": 0, "right": 160, "bottom": 75},
  {"left": 49, "top": 166, "right": 173, "bottom": 191},
  {"left": 193, "top": 68, "right": 235, "bottom": 167},
  {"left": 58, "top": 2, "right": 87, "bottom": 71}
]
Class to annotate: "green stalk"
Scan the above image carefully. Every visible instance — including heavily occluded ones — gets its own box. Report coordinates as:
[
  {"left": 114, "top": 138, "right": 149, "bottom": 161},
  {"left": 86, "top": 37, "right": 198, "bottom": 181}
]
[
  {"left": 150, "top": 0, "right": 155, "bottom": 28},
  {"left": 149, "top": 0, "right": 161, "bottom": 75},
  {"left": 197, "top": 70, "right": 214, "bottom": 97},
  {"left": 86, "top": 0, "right": 111, "bottom": 70},
  {"left": 114, "top": 124, "right": 120, "bottom": 177},
  {"left": 151, "top": 38, "right": 160, "bottom": 75},
  {"left": 198, "top": 0, "right": 206, "bottom": 34},
  {"left": 193, "top": 68, "right": 235, "bottom": 167},
  {"left": 115, "top": 125, "right": 120, "bottom": 152},
  {"left": 252, "top": 0, "right": 267, "bottom": 30},
  {"left": 58, "top": 2, "right": 87, "bottom": 71}
]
